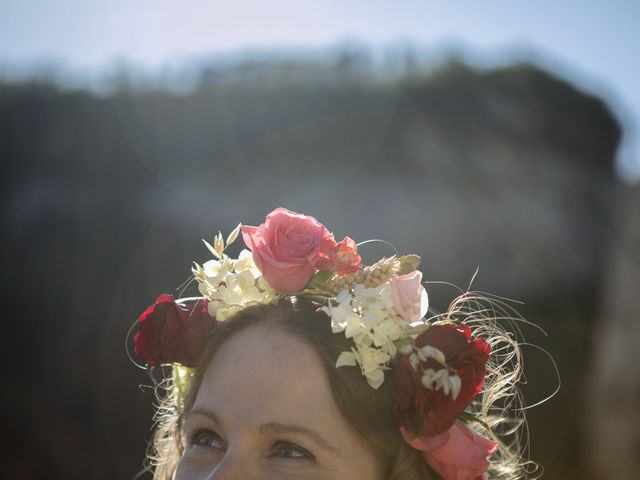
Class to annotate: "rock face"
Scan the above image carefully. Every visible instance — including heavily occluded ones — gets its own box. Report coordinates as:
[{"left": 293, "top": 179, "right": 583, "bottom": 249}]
[
  {"left": 587, "top": 184, "right": 640, "bottom": 480},
  {"left": 0, "top": 60, "right": 621, "bottom": 479}
]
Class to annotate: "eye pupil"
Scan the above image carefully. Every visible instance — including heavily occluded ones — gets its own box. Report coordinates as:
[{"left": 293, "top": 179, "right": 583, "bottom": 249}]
[
  {"left": 278, "top": 443, "right": 307, "bottom": 458},
  {"left": 192, "top": 430, "right": 223, "bottom": 449}
]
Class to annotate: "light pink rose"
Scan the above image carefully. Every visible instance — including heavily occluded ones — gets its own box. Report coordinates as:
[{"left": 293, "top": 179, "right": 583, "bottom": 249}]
[
  {"left": 241, "top": 208, "right": 335, "bottom": 294},
  {"left": 401, "top": 421, "right": 498, "bottom": 480},
  {"left": 389, "top": 270, "right": 429, "bottom": 322}
]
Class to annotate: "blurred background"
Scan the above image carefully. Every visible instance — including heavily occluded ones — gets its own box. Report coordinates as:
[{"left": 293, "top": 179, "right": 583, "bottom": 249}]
[{"left": 1, "top": 1, "right": 639, "bottom": 479}]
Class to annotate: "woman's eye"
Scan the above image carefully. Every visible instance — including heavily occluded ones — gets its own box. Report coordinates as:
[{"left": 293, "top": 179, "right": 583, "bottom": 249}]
[
  {"left": 190, "top": 429, "right": 224, "bottom": 449},
  {"left": 274, "top": 442, "right": 313, "bottom": 460}
]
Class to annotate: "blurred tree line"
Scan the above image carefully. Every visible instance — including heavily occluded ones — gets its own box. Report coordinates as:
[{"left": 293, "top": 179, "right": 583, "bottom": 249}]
[{"left": 0, "top": 56, "right": 626, "bottom": 479}]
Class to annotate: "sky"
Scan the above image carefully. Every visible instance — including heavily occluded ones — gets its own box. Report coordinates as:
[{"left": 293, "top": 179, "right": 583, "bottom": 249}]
[{"left": 1, "top": 0, "right": 639, "bottom": 181}]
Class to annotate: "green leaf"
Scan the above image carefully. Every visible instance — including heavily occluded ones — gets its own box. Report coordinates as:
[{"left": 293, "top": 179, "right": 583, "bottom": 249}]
[
  {"left": 172, "top": 363, "right": 196, "bottom": 412},
  {"left": 458, "top": 411, "right": 492, "bottom": 431},
  {"left": 398, "top": 254, "right": 421, "bottom": 274},
  {"left": 305, "top": 270, "right": 335, "bottom": 291}
]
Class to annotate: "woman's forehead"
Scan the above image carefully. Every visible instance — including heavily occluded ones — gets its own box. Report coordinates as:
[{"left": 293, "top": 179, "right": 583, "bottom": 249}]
[
  {"left": 185, "top": 325, "right": 380, "bottom": 477},
  {"left": 194, "top": 325, "right": 336, "bottom": 426}
]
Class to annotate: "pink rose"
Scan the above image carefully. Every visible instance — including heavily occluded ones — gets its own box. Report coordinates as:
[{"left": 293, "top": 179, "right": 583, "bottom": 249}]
[
  {"left": 389, "top": 271, "right": 429, "bottom": 322},
  {"left": 241, "top": 208, "right": 336, "bottom": 294},
  {"left": 402, "top": 421, "right": 498, "bottom": 480}
]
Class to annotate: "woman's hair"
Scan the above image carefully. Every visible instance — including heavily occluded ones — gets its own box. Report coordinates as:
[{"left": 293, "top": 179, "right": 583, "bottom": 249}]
[{"left": 146, "top": 293, "right": 536, "bottom": 480}]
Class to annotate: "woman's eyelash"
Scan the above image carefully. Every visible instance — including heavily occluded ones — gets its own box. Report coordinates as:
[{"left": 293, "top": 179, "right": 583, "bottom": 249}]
[
  {"left": 272, "top": 441, "right": 315, "bottom": 461},
  {"left": 188, "top": 428, "right": 225, "bottom": 449},
  {"left": 185, "top": 428, "right": 314, "bottom": 461}
]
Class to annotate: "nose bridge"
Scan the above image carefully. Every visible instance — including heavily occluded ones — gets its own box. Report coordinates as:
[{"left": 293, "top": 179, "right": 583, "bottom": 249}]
[{"left": 205, "top": 448, "right": 256, "bottom": 480}]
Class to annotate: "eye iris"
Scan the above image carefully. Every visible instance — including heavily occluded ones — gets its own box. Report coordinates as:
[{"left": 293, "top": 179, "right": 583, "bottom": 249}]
[
  {"left": 194, "top": 431, "right": 221, "bottom": 448},
  {"left": 196, "top": 433, "right": 212, "bottom": 446},
  {"left": 278, "top": 444, "right": 306, "bottom": 458}
]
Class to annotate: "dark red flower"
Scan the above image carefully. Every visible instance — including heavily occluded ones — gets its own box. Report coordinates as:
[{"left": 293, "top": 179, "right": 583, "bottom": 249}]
[
  {"left": 393, "top": 323, "right": 491, "bottom": 438},
  {"left": 134, "top": 294, "right": 216, "bottom": 367}
]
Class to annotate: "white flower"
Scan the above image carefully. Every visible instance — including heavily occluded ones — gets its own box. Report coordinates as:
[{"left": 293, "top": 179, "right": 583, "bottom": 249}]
[
  {"left": 418, "top": 345, "right": 446, "bottom": 364},
  {"left": 193, "top": 251, "right": 275, "bottom": 322},
  {"left": 204, "top": 258, "right": 234, "bottom": 281},
  {"left": 421, "top": 368, "right": 462, "bottom": 400},
  {"left": 409, "top": 344, "right": 447, "bottom": 370},
  {"left": 326, "top": 283, "right": 409, "bottom": 389},
  {"left": 355, "top": 345, "right": 391, "bottom": 389},
  {"left": 323, "top": 291, "right": 361, "bottom": 335},
  {"left": 207, "top": 300, "right": 224, "bottom": 318},
  {"left": 224, "top": 270, "right": 263, "bottom": 304},
  {"left": 336, "top": 346, "right": 389, "bottom": 389},
  {"left": 234, "top": 249, "right": 260, "bottom": 277},
  {"left": 336, "top": 350, "right": 357, "bottom": 368},
  {"left": 196, "top": 258, "right": 234, "bottom": 299},
  {"left": 445, "top": 374, "right": 462, "bottom": 400}
]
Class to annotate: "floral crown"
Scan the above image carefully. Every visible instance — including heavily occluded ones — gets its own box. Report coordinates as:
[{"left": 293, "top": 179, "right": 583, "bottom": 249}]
[{"left": 134, "top": 207, "right": 497, "bottom": 480}]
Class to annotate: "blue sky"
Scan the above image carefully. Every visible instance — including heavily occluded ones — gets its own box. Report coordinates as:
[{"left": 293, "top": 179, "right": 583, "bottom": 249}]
[{"left": 1, "top": 0, "right": 639, "bottom": 180}]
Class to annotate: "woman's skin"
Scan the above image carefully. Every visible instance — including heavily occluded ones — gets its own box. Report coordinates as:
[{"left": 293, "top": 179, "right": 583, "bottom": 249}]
[{"left": 174, "top": 325, "right": 380, "bottom": 480}]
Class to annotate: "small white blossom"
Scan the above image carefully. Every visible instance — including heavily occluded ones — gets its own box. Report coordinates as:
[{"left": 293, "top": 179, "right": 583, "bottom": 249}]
[
  {"left": 335, "top": 351, "right": 357, "bottom": 368},
  {"left": 224, "top": 270, "right": 263, "bottom": 304},
  {"left": 234, "top": 249, "right": 260, "bottom": 278},
  {"left": 325, "top": 283, "right": 409, "bottom": 389},
  {"left": 193, "top": 251, "right": 275, "bottom": 322},
  {"left": 336, "top": 289, "right": 352, "bottom": 304},
  {"left": 421, "top": 368, "right": 462, "bottom": 400},
  {"left": 410, "top": 353, "right": 421, "bottom": 370},
  {"left": 349, "top": 345, "right": 390, "bottom": 389},
  {"left": 409, "top": 344, "right": 447, "bottom": 372},
  {"left": 418, "top": 345, "right": 446, "bottom": 364},
  {"left": 207, "top": 299, "right": 224, "bottom": 318},
  {"left": 446, "top": 374, "right": 462, "bottom": 400}
]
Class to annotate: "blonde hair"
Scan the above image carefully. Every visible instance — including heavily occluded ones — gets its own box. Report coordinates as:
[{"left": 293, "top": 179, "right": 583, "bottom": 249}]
[{"left": 141, "top": 292, "right": 540, "bottom": 480}]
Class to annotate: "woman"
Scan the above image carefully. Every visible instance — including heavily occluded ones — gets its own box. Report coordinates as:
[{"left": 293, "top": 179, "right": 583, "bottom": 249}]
[{"left": 134, "top": 208, "right": 536, "bottom": 479}]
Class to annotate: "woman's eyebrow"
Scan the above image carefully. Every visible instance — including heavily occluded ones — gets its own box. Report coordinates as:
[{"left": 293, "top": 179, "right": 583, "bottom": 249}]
[
  {"left": 185, "top": 407, "right": 220, "bottom": 425},
  {"left": 260, "top": 422, "right": 339, "bottom": 455}
]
